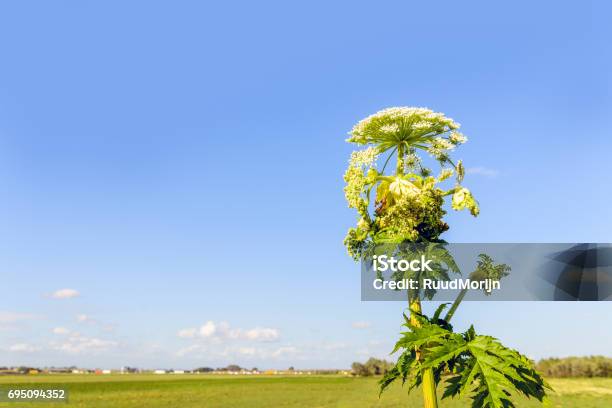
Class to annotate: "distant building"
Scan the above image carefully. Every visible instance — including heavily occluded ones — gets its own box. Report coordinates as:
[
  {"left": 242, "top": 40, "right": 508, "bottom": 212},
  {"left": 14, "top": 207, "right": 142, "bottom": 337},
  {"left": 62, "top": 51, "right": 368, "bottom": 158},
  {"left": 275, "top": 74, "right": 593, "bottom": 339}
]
[{"left": 49, "top": 368, "right": 72, "bottom": 374}]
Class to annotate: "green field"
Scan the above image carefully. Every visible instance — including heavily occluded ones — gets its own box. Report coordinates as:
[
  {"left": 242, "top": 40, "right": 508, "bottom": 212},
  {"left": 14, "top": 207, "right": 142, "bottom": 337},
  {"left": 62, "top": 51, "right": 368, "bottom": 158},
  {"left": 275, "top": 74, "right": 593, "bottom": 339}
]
[{"left": 0, "top": 374, "right": 611, "bottom": 407}]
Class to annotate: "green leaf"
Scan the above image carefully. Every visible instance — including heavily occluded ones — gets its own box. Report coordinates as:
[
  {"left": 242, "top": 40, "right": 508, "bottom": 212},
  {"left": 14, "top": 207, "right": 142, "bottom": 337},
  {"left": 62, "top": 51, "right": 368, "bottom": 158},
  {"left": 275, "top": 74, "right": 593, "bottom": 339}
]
[
  {"left": 391, "top": 324, "right": 448, "bottom": 354},
  {"left": 386, "top": 312, "right": 549, "bottom": 407},
  {"left": 402, "top": 312, "right": 411, "bottom": 326},
  {"left": 464, "top": 335, "right": 548, "bottom": 407},
  {"left": 442, "top": 374, "right": 463, "bottom": 399},
  {"left": 464, "top": 325, "right": 476, "bottom": 341},
  {"left": 432, "top": 303, "right": 450, "bottom": 321},
  {"left": 422, "top": 335, "right": 467, "bottom": 369},
  {"left": 398, "top": 350, "right": 417, "bottom": 385},
  {"left": 379, "top": 350, "right": 418, "bottom": 397},
  {"left": 379, "top": 367, "right": 400, "bottom": 396}
]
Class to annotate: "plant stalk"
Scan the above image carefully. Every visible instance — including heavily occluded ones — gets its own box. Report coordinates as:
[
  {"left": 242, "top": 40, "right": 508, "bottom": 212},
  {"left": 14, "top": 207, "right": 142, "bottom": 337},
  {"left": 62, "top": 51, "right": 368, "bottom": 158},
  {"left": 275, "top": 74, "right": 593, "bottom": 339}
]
[
  {"left": 446, "top": 267, "right": 486, "bottom": 323},
  {"left": 409, "top": 297, "right": 438, "bottom": 408},
  {"left": 396, "top": 143, "right": 405, "bottom": 176},
  {"left": 444, "top": 288, "right": 467, "bottom": 323},
  {"left": 399, "top": 142, "right": 437, "bottom": 407}
]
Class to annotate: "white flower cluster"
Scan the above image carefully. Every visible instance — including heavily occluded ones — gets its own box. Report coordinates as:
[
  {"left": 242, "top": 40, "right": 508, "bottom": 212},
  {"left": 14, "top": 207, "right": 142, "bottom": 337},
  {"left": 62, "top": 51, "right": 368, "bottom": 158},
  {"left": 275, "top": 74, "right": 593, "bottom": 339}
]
[
  {"left": 449, "top": 131, "right": 468, "bottom": 144},
  {"left": 432, "top": 137, "right": 455, "bottom": 151},
  {"left": 344, "top": 147, "right": 378, "bottom": 215},
  {"left": 427, "top": 147, "right": 446, "bottom": 161},
  {"left": 347, "top": 107, "right": 460, "bottom": 144},
  {"left": 349, "top": 146, "right": 378, "bottom": 168}
]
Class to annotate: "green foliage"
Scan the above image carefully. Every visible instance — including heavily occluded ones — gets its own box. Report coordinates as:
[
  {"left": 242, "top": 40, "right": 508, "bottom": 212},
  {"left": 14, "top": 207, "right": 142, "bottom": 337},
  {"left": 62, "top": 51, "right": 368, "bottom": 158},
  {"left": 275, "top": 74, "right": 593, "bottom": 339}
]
[
  {"left": 536, "top": 356, "right": 612, "bottom": 378},
  {"left": 380, "top": 318, "right": 550, "bottom": 408},
  {"left": 470, "top": 254, "right": 511, "bottom": 285},
  {"left": 352, "top": 358, "right": 395, "bottom": 377}
]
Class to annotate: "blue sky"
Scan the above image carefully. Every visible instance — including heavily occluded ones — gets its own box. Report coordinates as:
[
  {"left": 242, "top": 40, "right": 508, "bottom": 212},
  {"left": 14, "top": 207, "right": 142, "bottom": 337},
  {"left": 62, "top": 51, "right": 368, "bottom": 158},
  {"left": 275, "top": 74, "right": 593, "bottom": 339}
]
[{"left": 0, "top": 1, "right": 611, "bottom": 369}]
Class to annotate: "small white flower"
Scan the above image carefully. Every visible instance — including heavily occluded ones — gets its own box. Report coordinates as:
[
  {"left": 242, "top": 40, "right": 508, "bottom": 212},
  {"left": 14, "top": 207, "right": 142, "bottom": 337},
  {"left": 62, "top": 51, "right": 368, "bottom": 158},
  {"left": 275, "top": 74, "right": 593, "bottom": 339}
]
[
  {"left": 380, "top": 124, "right": 400, "bottom": 134},
  {"left": 349, "top": 147, "right": 378, "bottom": 167},
  {"left": 412, "top": 121, "right": 431, "bottom": 129},
  {"left": 449, "top": 131, "right": 467, "bottom": 144},
  {"left": 432, "top": 137, "right": 454, "bottom": 151}
]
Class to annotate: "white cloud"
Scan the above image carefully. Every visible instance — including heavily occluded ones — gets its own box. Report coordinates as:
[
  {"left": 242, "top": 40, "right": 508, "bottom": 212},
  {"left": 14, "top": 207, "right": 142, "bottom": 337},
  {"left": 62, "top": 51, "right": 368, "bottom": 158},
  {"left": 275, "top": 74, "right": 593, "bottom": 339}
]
[
  {"left": 51, "top": 289, "right": 80, "bottom": 299},
  {"left": 351, "top": 321, "right": 371, "bottom": 329},
  {"left": 466, "top": 167, "right": 499, "bottom": 178},
  {"left": 177, "top": 328, "right": 197, "bottom": 339},
  {"left": 52, "top": 336, "right": 118, "bottom": 354},
  {"left": 178, "top": 321, "right": 280, "bottom": 342},
  {"left": 199, "top": 321, "right": 217, "bottom": 337},
  {"left": 0, "top": 311, "right": 36, "bottom": 324},
  {"left": 76, "top": 314, "right": 94, "bottom": 323},
  {"left": 52, "top": 327, "right": 71, "bottom": 335},
  {"left": 244, "top": 327, "right": 280, "bottom": 342},
  {"left": 9, "top": 343, "right": 41, "bottom": 353}
]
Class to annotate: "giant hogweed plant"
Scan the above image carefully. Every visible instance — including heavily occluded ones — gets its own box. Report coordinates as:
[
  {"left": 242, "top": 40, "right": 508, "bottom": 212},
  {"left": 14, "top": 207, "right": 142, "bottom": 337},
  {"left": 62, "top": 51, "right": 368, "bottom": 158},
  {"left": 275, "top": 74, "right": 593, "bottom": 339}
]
[{"left": 343, "top": 107, "right": 549, "bottom": 407}]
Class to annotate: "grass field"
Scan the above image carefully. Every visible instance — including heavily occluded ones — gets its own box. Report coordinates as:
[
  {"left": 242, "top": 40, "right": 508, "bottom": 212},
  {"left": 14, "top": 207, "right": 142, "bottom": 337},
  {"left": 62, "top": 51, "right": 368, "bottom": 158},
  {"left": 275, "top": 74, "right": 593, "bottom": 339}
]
[{"left": 0, "top": 374, "right": 611, "bottom": 407}]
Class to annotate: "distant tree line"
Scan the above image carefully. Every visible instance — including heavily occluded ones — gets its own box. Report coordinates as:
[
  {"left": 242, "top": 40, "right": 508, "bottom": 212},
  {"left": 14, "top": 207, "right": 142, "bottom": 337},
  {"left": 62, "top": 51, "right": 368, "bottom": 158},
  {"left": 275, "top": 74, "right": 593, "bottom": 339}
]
[
  {"left": 351, "top": 356, "right": 612, "bottom": 378},
  {"left": 536, "top": 356, "right": 612, "bottom": 378},
  {"left": 351, "top": 358, "right": 394, "bottom": 377}
]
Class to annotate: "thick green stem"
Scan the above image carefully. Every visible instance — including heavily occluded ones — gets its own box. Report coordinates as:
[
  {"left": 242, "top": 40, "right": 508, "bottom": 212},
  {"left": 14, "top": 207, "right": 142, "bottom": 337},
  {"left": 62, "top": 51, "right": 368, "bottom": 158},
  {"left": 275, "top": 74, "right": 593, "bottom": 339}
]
[
  {"left": 445, "top": 268, "right": 486, "bottom": 323},
  {"left": 396, "top": 143, "right": 405, "bottom": 176},
  {"left": 401, "top": 144, "right": 436, "bottom": 407},
  {"left": 409, "top": 296, "right": 438, "bottom": 408},
  {"left": 421, "top": 368, "right": 438, "bottom": 408},
  {"left": 444, "top": 288, "right": 467, "bottom": 323}
]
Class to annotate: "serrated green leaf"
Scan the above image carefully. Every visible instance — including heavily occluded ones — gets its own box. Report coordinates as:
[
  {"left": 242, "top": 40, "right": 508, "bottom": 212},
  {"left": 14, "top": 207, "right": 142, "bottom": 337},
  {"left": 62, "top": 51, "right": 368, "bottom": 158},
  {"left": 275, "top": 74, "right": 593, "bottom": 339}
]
[
  {"left": 432, "top": 303, "right": 450, "bottom": 321},
  {"left": 393, "top": 324, "right": 449, "bottom": 353},
  {"left": 442, "top": 374, "right": 462, "bottom": 399},
  {"left": 422, "top": 336, "right": 467, "bottom": 369},
  {"left": 379, "top": 367, "right": 400, "bottom": 396}
]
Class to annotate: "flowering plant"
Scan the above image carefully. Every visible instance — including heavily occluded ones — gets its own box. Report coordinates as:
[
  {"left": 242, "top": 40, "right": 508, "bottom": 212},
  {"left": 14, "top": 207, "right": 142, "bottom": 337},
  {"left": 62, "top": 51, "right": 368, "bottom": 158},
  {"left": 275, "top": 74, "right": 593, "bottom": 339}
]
[
  {"left": 343, "top": 107, "right": 478, "bottom": 260},
  {"left": 343, "top": 108, "right": 549, "bottom": 408}
]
